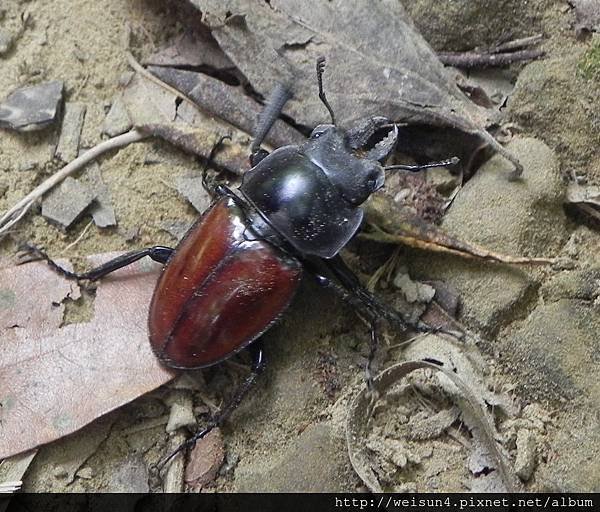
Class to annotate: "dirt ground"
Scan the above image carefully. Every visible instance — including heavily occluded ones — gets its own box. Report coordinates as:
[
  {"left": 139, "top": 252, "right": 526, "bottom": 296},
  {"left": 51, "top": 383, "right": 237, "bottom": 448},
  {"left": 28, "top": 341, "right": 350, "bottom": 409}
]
[{"left": 1, "top": 0, "right": 599, "bottom": 493}]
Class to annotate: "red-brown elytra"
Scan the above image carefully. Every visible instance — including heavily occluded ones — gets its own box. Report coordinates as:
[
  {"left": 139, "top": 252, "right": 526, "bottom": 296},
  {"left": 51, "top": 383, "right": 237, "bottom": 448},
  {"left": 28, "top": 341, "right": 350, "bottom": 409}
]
[{"left": 32, "top": 57, "right": 458, "bottom": 468}]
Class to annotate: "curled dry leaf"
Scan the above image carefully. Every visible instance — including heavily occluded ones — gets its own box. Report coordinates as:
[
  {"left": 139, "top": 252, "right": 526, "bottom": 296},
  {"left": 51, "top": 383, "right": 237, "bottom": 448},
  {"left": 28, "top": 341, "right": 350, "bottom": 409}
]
[
  {"left": 0, "top": 254, "right": 176, "bottom": 460},
  {"left": 566, "top": 182, "right": 600, "bottom": 222},
  {"left": 363, "top": 193, "right": 555, "bottom": 265},
  {"left": 346, "top": 359, "right": 520, "bottom": 493},
  {"left": 189, "top": 0, "right": 522, "bottom": 176}
]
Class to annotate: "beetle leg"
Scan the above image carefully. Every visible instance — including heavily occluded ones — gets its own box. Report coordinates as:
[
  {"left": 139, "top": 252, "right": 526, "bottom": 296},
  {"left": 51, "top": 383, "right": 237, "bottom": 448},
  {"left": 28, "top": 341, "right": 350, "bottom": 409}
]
[
  {"left": 308, "top": 267, "right": 382, "bottom": 390},
  {"left": 324, "top": 255, "right": 461, "bottom": 340},
  {"left": 323, "top": 255, "right": 410, "bottom": 333},
  {"left": 156, "top": 342, "right": 267, "bottom": 473},
  {"left": 249, "top": 82, "right": 292, "bottom": 165},
  {"left": 365, "top": 318, "right": 382, "bottom": 392},
  {"left": 22, "top": 243, "right": 173, "bottom": 281},
  {"left": 201, "top": 134, "right": 232, "bottom": 197}
]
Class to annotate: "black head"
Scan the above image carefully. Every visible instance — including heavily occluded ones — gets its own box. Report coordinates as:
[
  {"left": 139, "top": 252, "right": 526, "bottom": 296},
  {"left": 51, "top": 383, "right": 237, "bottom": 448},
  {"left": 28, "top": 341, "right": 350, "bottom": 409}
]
[
  {"left": 301, "top": 118, "right": 397, "bottom": 206},
  {"left": 239, "top": 57, "right": 398, "bottom": 259},
  {"left": 301, "top": 57, "right": 398, "bottom": 206}
]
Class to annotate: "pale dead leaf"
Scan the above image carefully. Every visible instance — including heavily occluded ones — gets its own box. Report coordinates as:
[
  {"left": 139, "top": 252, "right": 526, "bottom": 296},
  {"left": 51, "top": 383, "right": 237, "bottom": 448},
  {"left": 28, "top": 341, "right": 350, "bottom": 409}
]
[
  {"left": 0, "top": 253, "right": 176, "bottom": 459},
  {"left": 122, "top": 73, "right": 250, "bottom": 173}
]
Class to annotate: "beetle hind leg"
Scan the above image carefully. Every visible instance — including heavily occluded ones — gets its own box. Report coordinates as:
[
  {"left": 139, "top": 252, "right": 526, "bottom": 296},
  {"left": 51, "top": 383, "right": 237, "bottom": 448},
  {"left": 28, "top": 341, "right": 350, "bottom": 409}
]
[
  {"left": 155, "top": 341, "right": 267, "bottom": 473},
  {"left": 21, "top": 242, "right": 173, "bottom": 281}
]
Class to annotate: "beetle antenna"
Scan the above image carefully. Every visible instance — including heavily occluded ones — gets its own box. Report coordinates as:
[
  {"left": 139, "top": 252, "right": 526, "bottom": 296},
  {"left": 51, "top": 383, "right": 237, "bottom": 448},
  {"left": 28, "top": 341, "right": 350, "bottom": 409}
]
[
  {"left": 385, "top": 156, "right": 460, "bottom": 172},
  {"left": 316, "top": 57, "right": 336, "bottom": 125}
]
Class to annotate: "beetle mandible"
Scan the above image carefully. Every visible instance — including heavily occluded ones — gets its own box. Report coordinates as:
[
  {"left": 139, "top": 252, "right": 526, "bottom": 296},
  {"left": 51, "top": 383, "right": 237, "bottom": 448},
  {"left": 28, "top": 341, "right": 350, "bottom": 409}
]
[{"left": 33, "top": 57, "right": 457, "bottom": 466}]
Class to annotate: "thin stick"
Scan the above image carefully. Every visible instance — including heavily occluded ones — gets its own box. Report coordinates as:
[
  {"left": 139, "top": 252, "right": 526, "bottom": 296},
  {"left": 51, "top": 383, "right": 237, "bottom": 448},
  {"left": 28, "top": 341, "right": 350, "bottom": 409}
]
[
  {"left": 64, "top": 220, "right": 94, "bottom": 251},
  {"left": 0, "top": 201, "right": 35, "bottom": 235},
  {"left": 125, "top": 51, "right": 202, "bottom": 115},
  {"left": 492, "top": 34, "right": 543, "bottom": 53},
  {"left": 437, "top": 49, "right": 544, "bottom": 69},
  {"left": 0, "top": 129, "right": 146, "bottom": 236}
]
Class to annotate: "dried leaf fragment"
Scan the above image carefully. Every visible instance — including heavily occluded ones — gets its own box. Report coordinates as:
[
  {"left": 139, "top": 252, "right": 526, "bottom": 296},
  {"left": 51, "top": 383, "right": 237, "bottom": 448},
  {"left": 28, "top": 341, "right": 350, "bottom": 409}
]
[
  {"left": 0, "top": 253, "right": 176, "bottom": 459},
  {"left": 190, "top": 0, "right": 523, "bottom": 176},
  {"left": 184, "top": 428, "right": 225, "bottom": 490}
]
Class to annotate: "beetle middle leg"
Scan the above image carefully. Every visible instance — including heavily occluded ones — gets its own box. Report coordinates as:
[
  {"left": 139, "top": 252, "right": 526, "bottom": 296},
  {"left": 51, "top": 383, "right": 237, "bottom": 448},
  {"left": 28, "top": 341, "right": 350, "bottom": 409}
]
[
  {"left": 156, "top": 340, "right": 267, "bottom": 472},
  {"left": 22, "top": 243, "right": 173, "bottom": 281}
]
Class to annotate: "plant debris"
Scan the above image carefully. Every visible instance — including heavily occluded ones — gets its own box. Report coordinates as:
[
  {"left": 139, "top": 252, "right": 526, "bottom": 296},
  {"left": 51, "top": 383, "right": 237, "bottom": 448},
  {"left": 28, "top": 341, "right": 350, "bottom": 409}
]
[
  {"left": 0, "top": 451, "right": 36, "bottom": 495},
  {"left": 571, "top": 0, "right": 600, "bottom": 39},
  {"left": 437, "top": 34, "right": 545, "bottom": 69},
  {"left": 175, "top": 171, "right": 214, "bottom": 214},
  {"left": 514, "top": 429, "right": 537, "bottom": 481},
  {"left": 187, "top": 0, "right": 524, "bottom": 177},
  {"left": 363, "top": 193, "right": 555, "bottom": 265},
  {"left": 55, "top": 102, "right": 86, "bottom": 163},
  {"left": 102, "top": 96, "right": 132, "bottom": 138},
  {"left": 346, "top": 356, "right": 520, "bottom": 493},
  {"left": 122, "top": 71, "right": 250, "bottom": 173},
  {"left": 0, "top": 80, "right": 64, "bottom": 132},
  {"left": 566, "top": 182, "right": 600, "bottom": 221},
  {"left": 82, "top": 164, "right": 117, "bottom": 228},
  {"left": 184, "top": 428, "right": 225, "bottom": 490}
]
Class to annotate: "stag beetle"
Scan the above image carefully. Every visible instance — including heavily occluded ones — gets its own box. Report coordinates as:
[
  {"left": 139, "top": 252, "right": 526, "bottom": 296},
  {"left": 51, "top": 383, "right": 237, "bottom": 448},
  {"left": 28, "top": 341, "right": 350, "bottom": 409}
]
[{"left": 34, "top": 58, "right": 457, "bottom": 467}]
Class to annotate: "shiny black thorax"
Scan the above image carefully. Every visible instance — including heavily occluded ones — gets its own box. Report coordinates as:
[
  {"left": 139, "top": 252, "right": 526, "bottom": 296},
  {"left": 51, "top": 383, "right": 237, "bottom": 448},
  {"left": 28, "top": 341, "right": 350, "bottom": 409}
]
[{"left": 240, "top": 123, "right": 392, "bottom": 259}]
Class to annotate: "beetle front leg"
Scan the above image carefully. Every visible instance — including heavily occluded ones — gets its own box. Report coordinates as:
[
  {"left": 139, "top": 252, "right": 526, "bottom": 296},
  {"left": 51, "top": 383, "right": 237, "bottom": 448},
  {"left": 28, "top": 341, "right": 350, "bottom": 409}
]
[{"left": 22, "top": 243, "right": 173, "bottom": 281}]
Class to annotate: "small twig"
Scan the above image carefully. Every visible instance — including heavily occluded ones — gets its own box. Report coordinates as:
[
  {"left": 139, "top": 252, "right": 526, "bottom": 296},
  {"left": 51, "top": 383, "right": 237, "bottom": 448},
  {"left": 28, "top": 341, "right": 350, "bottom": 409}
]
[
  {"left": 125, "top": 51, "right": 203, "bottom": 115},
  {"left": 492, "top": 34, "right": 543, "bottom": 53},
  {"left": 64, "top": 220, "right": 94, "bottom": 251},
  {"left": 0, "top": 129, "right": 147, "bottom": 237},
  {"left": 0, "top": 480, "right": 22, "bottom": 493},
  {"left": 0, "top": 201, "right": 35, "bottom": 235},
  {"left": 438, "top": 48, "right": 545, "bottom": 69}
]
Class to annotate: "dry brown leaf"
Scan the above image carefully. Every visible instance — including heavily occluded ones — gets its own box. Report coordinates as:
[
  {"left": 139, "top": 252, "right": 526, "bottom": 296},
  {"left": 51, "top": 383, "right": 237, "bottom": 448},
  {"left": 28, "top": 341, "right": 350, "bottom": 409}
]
[
  {"left": 184, "top": 428, "right": 225, "bottom": 490},
  {"left": 363, "top": 193, "right": 555, "bottom": 265},
  {"left": 122, "top": 73, "right": 251, "bottom": 173},
  {"left": 0, "top": 253, "right": 176, "bottom": 459},
  {"left": 188, "top": 0, "right": 522, "bottom": 175}
]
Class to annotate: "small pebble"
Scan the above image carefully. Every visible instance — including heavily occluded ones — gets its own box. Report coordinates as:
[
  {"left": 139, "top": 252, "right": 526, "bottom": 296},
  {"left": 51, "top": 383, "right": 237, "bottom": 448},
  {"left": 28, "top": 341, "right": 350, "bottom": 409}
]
[
  {"left": 393, "top": 271, "right": 436, "bottom": 304},
  {"left": 41, "top": 177, "right": 94, "bottom": 228},
  {"left": 76, "top": 467, "right": 93, "bottom": 479},
  {"left": 52, "top": 464, "right": 68, "bottom": 479},
  {"left": 0, "top": 29, "right": 15, "bottom": 55},
  {"left": 55, "top": 102, "right": 86, "bottom": 162},
  {"left": 0, "top": 80, "right": 64, "bottom": 131},
  {"left": 515, "top": 429, "right": 537, "bottom": 481},
  {"left": 102, "top": 97, "right": 132, "bottom": 137}
]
